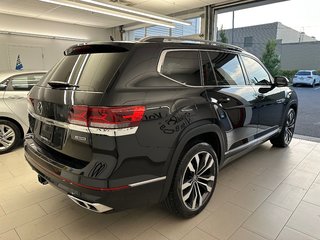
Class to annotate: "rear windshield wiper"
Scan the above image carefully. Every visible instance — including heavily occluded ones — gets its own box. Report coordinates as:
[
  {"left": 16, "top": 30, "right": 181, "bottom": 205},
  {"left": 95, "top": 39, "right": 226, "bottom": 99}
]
[{"left": 48, "top": 81, "right": 79, "bottom": 89}]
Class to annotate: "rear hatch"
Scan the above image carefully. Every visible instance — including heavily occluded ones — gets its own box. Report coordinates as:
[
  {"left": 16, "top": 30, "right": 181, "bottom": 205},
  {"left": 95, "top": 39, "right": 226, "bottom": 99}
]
[
  {"left": 28, "top": 43, "right": 132, "bottom": 164},
  {"left": 294, "top": 71, "right": 312, "bottom": 82}
]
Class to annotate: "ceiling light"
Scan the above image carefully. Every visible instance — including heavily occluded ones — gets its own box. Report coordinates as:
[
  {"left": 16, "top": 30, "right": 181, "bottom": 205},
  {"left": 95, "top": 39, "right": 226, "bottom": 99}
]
[
  {"left": 80, "top": 0, "right": 191, "bottom": 26},
  {"left": 0, "top": 30, "right": 88, "bottom": 41},
  {"left": 40, "top": 0, "right": 175, "bottom": 28}
]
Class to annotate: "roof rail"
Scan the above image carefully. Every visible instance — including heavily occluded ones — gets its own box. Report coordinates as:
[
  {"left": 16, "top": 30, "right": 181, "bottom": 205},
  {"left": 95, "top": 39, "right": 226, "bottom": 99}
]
[{"left": 139, "top": 36, "right": 243, "bottom": 52}]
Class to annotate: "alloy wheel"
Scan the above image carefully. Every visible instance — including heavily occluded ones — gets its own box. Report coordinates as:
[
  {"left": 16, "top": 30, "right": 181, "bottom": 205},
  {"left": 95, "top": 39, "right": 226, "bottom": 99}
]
[
  {"left": 181, "top": 151, "right": 216, "bottom": 211},
  {"left": 0, "top": 124, "right": 16, "bottom": 151},
  {"left": 284, "top": 109, "right": 295, "bottom": 145}
]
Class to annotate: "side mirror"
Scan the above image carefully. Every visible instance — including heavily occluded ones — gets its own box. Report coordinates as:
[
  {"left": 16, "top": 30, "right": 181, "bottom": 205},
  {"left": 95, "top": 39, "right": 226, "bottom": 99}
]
[
  {"left": 274, "top": 76, "right": 289, "bottom": 87},
  {"left": 0, "top": 84, "right": 7, "bottom": 90}
]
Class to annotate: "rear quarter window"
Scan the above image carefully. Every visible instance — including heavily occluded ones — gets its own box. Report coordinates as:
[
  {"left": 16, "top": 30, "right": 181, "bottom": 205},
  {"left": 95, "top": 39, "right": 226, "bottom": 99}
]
[{"left": 159, "top": 50, "right": 202, "bottom": 86}]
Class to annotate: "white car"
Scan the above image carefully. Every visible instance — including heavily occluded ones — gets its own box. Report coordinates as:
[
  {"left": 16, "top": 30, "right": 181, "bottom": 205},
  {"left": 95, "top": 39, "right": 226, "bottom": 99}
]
[
  {"left": 292, "top": 70, "right": 320, "bottom": 87},
  {"left": 0, "top": 71, "right": 46, "bottom": 153}
]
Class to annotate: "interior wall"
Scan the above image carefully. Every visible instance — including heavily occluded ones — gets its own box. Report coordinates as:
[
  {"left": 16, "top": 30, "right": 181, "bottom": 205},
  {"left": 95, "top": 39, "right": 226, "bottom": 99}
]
[{"left": 0, "top": 13, "right": 114, "bottom": 71}]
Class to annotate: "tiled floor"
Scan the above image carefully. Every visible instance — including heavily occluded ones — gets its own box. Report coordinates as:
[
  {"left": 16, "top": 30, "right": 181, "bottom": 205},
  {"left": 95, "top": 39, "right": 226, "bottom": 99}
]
[{"left": 0, "top": 138, "right": 320, "bottom": 240}]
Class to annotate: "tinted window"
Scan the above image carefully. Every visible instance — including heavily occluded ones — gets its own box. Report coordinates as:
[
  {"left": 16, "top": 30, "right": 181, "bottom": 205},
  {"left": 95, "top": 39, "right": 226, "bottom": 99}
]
[
  {"left": 242, "top": 56, "right": 271, "bottom": 85},
  {"left": 296, "top": 71, "right": 311, "bottom": 76},
  {"left": 39, "top": 52, "right": 128, "bottom": 91},
  {"left": 11, "top": 74, "right": 44, "bottom": 91},
  {"left": 206, "top": 51, "right": 246, "bottom": 86},
  {"left": 160, "top": 51, "right": 201, "bottom": 86}
]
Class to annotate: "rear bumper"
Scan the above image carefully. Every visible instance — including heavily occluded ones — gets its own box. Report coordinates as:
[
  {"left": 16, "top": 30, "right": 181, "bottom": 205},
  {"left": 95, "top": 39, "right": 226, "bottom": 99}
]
[
  {"left": 292, "top": 78, "right": 314, "bottom": 85},
  {"left": 24, "top": 137, "right": 166, "bottom": 212}
]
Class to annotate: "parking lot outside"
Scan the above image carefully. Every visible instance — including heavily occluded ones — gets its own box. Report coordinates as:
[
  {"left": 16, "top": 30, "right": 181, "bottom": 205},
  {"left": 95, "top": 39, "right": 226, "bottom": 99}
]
[{"left": 294, "top": 86, "right": 320, "bottom": 139}]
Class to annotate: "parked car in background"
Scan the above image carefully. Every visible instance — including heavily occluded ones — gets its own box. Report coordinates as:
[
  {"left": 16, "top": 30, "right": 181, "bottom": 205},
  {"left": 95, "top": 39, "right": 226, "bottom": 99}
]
[
  {"left": 24, "top": 37, "right": 297, "bottom": 218},
  {"left": 0, "top": 71, "right": 46, "bottom": 154},
  {"left": 292, "top": 70, "right": 320, "bottom": 87}
]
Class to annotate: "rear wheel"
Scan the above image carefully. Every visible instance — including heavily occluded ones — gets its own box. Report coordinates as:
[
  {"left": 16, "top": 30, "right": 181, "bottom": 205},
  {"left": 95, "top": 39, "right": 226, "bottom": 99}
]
[
  {"left": 0, "top": 120, "right": 21, "bottom": 154},
  {"left": 163, "top": 142, "right": 218, "bottom": 218},
  {"left": 270, "top": 108, "right": 296, "bottom": 147}
]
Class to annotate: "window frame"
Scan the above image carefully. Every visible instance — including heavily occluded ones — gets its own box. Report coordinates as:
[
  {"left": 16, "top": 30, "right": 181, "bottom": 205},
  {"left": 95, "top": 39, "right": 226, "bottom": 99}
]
[{"left": 240, "top": 53, "right": 274, "bottom": 86}]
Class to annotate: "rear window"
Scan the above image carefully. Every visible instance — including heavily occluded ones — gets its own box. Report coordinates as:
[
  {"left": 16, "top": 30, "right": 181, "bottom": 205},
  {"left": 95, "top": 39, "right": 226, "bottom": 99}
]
[
  {"left": 296, "top": 71, "right": 311, "bottom": 76},
  {"left": 38, "top": 52, "right": 128, "bottom": 91}
]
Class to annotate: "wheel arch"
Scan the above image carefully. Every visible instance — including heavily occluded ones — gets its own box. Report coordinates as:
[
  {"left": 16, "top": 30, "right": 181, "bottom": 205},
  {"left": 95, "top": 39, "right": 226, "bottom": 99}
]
[
  {"left": 282, "top": 99, "right": 298, "bottom": 125},
  {"left": 160, "top": 123, "right": 226, "bottom": 201},
  {"left": 0, "top": 116, "right": 25, "bottom": 141}
]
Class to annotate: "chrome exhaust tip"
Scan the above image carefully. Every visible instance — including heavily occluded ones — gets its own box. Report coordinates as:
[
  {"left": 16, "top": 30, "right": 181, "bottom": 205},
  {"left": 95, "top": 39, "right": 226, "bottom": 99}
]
[
  {"left": 68, "top": 195, "right": 112, "bottom": 213},
  {"left": 38, "top": 175, "right": 48, "bottom": 185}
]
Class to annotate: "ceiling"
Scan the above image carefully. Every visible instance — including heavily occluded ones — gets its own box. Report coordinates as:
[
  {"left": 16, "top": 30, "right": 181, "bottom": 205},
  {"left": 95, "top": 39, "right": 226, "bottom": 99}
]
[{"left": 0, "top": 0, "right": 239, "bottom": 29}]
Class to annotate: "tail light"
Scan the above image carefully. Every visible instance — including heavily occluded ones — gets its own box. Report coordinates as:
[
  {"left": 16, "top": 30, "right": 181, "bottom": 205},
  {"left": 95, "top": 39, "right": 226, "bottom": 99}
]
[
  {"left": 68, "top": 105, "right": 145, "bottom": 129},
  {"left": 27, "top": 96, "right": 35, "bottom": 113}
]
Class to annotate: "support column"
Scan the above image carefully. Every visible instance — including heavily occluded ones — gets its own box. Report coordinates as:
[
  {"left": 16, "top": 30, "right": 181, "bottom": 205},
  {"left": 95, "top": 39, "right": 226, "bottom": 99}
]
[{"left": 204, "top": 5, "right": 217, "bottom": 41}]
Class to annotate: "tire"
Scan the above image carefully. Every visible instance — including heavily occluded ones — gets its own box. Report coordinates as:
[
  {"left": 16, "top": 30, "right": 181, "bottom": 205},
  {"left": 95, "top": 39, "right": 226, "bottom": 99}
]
[
  {"left": 163, "top": 142, "right": 218, "bottom": 218},
  {"left": 270, "top": 108, "right": 296, "bottom": 148},
  {"left": 0, "top": 120, "right": 21, "bottom": 154}
]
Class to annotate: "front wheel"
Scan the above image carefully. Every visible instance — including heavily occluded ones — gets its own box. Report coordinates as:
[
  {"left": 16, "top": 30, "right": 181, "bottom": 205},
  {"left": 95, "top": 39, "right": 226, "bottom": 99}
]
[
  {"left": 163, "top": 143, "right": 218, "bottom": 218},
  {"left": 270, "top": 108, "right": 296, "bottom": 147}
]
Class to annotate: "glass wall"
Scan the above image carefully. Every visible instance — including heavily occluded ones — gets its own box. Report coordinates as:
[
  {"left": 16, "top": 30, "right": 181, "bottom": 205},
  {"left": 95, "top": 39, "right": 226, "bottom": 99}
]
[{"left": 124, "top": 17, "right": 201, "bottom": 41}]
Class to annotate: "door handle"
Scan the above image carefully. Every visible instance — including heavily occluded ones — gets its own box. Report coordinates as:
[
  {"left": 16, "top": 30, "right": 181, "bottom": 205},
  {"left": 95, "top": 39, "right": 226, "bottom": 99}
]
[
  {"left": 7, "top": 96, "right": 24, "bottom": 100},
  {"left": 217, "top": 97, "right": 230, "bottom": 104}
]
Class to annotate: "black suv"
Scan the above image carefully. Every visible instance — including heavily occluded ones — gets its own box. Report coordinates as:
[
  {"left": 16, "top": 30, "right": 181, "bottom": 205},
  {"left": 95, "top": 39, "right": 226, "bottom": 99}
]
[{"left": 24, "top": 37, "right": 298, "bottom": 218}]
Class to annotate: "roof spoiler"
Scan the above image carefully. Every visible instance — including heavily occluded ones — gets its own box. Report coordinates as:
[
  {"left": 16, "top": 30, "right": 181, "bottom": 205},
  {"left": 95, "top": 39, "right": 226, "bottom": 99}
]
[
  {"left": 139, "top": 36, "right": 243, "bottom": 52},
  {"left": 64, "top": 43, "right": 130, "bottom": 56}
]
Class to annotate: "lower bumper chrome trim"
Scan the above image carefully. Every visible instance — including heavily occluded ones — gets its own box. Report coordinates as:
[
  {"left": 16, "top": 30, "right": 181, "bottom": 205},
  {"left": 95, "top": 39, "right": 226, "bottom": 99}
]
[{"left": 68, "top": 195, "right": 113, "bottom": 213}]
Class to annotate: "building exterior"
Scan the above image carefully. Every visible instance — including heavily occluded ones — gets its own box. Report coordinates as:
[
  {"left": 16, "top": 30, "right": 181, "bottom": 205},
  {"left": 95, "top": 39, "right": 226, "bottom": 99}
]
[
  {"left": 280, "top": 41, "right": 320, "bottom": 70},
  {"left": 219, "top": 22, "right": 319, "bottom": 70},
  {"left": 219, "top": 22, "right": 316, "bottom": 58}
]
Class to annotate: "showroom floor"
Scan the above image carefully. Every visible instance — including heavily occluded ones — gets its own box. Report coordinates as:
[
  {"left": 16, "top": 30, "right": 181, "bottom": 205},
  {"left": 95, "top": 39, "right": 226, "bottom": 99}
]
[{"left": 0, "top": 138, "right": 320, "bottom": 240}]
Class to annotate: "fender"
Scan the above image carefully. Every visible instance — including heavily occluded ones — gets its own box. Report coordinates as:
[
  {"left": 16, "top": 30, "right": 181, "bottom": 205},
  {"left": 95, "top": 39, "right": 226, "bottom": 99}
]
[{"left": 159, "top": 122, "right": 226, "bottom": 201}]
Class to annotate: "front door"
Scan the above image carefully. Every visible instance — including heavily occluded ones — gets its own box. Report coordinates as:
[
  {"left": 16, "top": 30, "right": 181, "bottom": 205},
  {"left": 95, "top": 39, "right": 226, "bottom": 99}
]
[
  {"left": 201, "top": 51, "right": 259, "bottom": 153},
  {"left": 241, "top": 55, "right": 286, "bottom": 135}
]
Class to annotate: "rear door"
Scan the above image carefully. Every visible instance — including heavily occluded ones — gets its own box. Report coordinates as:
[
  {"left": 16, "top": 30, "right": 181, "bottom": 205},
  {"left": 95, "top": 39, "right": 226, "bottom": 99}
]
[
  {"left": 241, "top": 54, "right": 286, "bottom": 135},
  {"left": 4, "top": 73, "right": 45, "bottom": 126},
  {"left": 202, "top": 50, "right": 259, "bottom": 153}
]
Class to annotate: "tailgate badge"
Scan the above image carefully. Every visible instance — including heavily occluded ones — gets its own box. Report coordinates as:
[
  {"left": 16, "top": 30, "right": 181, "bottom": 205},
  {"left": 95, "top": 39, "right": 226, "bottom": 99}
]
[
  {"left": 37, "top": 102, "right": 43, "bottom": 115},
  {"left": 74, "top": 136, "right": 87, "bottom": 142}
]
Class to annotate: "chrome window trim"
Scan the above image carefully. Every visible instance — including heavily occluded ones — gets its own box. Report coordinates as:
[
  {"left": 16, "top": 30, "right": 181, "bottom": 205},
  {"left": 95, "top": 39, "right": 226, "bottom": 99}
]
[{"left": 29, "top": 111, "right": 138, "bottom": 137}]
